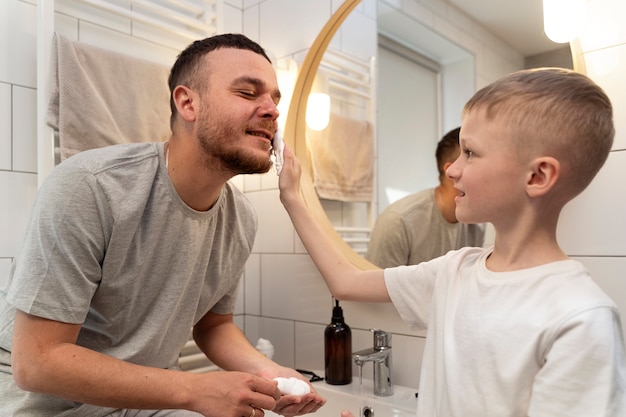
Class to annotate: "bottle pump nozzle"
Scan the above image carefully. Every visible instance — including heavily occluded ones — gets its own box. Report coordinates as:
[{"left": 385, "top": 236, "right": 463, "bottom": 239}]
[{"left": 332, "top": 299, "right": 344, "bottom": 321}]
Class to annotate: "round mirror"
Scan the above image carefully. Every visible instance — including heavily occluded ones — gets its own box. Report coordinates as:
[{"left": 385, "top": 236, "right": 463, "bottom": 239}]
[{"left": 284, "top": 0, "right": 578, "bottom": 270}]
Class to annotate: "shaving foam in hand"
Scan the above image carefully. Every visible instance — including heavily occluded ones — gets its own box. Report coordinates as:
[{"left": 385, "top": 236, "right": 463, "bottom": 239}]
[
  {"left": 273, "top": 377, "right": 311, "bottom": 396},
  {"left": 272, "top": 129, "right": 284, "bottom": 175}
]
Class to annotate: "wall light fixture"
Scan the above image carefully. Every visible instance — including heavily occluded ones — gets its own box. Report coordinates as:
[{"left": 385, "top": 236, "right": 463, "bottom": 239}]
[{"left": 543, "top": 0, "right": 587, "bottom": 43}]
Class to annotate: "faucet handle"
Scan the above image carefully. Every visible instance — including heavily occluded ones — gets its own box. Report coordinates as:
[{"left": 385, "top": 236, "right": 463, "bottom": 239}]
[{"left": 371, "top": 328, "right": 391, "bottom": 349}]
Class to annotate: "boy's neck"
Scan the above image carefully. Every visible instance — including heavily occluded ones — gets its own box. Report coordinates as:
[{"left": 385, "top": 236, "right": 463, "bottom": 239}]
[
  {"left": 487, "top": 213, "right": 567, "bottom": 272},
  {"left": 486, "top": 238, "right": 568, "bottom": 272}
]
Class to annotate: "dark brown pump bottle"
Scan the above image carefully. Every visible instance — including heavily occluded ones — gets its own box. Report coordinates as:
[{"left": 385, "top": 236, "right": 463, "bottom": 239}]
[{"left": 324, "top": 299, "right": 352, "bottom": 385}]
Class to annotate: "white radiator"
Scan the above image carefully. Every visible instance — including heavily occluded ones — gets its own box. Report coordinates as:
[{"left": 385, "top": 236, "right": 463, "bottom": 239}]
[{"left": 178, "top": 337, "right": 220, "bottom": 373}]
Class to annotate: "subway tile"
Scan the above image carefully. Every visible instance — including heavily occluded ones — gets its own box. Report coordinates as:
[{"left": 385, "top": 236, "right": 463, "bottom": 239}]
[
  {"left": 12, "top": 86, "right": 37, "bottom": 173},
  {"left": 261, "top": 253, "right": 330, "bottom": 322},
  {"left": 389, "top": 333, "right": 425, "bottom": 390},
  {"left": 223, "top": 2, "right": 244, "bottom": 33},
  {"left": 54, "top": 11, "right": 79, "bottom": 40},
  {"left": 234, "top": 271, "right": 245, "bottom": 316},
  {"left": 260, "top": 170, "right": 279, "bottom": 191},
  {"left": 243, "top": 173, "right": 261, "bottom": 192},
  {"left": 0, "top": 0, "right": 37, "bottom": 88},
  {"left": 242, "top": 4, "right": 260, "bottom": 44},
  {"left": 583, "top": 44, "right": 626, "bottom": 151},
  {"left": 0, "top": 171, "right": 37, "bottom": 257},
  {"left": 294, "top": 322, "right": 325, "bottom": 372},
  {"left": 0, "top": 83, "right": 10, "bottom": 170},
  {"left": 55, "top": 0, "right": 131, "bottom": 35},
  {"left": 558, "top": 150, "right": 626, "bottom": 256},
  {"left": 245, "top": 315, "right": 295, "bottom": 367},
  {"left": 580, "top": 0, "right": 626, "bottom": 52},
  {"left": 78, "top": 22, "right": 179, "bottom": 67},
  {"left": 247, "top": 189, "right": 295, "bottom": 254},
  {"left": 260, "top": 253, "right": 424, "bottom": 337},
  {"left": 245, "top": 254, "right": 261, "bottom": 315},
  {"left": 331, "top": 4, "right": 377, "bottom": 60},
  {"left": 258, "top": 0, "right": 331, "bottom": 60}
]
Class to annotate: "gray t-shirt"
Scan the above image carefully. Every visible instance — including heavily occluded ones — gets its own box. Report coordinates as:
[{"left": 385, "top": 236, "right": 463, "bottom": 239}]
[
  {"left": 366, "top": 188, "right": 485, "bottom": 268},
  {"left": 0, "top": 142, "right": 256, "bottom": 414}
]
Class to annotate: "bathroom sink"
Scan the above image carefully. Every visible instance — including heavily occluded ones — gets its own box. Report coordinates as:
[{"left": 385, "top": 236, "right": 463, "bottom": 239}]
[{"left": 266, "top": 374, "right": 417, "bottom": 417}]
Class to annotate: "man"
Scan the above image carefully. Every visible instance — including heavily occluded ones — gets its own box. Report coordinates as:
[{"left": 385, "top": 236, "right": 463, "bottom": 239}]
[
  {"left": 365, "top": 128, "right": 485, "bottom": 267},
  {"left": 0, "top": 34, "right": 324, "bottom": 417}
]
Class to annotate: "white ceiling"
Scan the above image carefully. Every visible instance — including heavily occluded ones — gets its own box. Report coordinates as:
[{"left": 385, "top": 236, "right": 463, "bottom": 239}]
[{"left": 447, "top": 0, "right": 565, "bottom": 56}]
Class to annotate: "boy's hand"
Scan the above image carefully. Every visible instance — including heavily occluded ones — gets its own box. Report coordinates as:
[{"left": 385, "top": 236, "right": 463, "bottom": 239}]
[{"left": 278, "top": 144, "right": 302, "bottom": 206}]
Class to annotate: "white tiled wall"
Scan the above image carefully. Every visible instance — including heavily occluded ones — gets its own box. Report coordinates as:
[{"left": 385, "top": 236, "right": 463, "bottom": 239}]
[{"left": 1, "top": 0, "right": 624, "bottom": 395}]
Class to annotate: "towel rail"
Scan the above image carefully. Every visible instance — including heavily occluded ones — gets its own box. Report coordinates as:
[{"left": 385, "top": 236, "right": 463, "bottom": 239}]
[
  {"left": 328, "top": 79, "right": 371, "bottom": 100},
  {"left": 160, "top": 0, "right": 214, "bottom": 16},
  {"left": 69, "top": 0, "right": 218, "bottom": 40},
  {"left": 313, "top": 49, "right": 376, "bottom": 253},
  {"left": 179, "top": 336, "right": 220, "bottom": 373}
]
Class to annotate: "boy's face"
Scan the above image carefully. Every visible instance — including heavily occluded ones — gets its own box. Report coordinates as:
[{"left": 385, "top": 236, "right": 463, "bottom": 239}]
[{"left": 446, "top": 108, "right": 529, "bottom": 226}]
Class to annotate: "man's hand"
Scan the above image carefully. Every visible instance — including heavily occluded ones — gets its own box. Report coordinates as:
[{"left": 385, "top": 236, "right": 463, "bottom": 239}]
[
  {"left": 256, "top": 367, "right": 325, "bottom": 416},
  {"left": 189, "top": 371, "right": 281, "bottom": 417}
]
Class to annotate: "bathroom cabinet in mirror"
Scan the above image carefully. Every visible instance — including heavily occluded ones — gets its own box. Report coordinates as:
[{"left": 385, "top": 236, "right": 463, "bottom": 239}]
[{"left": 284, "top": 0, "right": 576, "bottom": 270}]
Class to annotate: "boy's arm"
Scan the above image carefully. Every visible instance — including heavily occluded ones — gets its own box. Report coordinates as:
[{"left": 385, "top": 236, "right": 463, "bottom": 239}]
[{"left": 278, "top": 145, "right": 390, "bottom": 303}]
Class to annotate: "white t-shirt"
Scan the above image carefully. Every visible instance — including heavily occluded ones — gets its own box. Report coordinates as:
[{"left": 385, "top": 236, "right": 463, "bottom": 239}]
[{"left": 385, "top": 247, "right": 626, "bottom": 417}]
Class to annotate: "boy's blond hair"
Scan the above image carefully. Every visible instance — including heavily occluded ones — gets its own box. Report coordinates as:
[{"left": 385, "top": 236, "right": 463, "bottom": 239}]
[{"left": 464, "top": 68, "right": 614, "bottom": 199}]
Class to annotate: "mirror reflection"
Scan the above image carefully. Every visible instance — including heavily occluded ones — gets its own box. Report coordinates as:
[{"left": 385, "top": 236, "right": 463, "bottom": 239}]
[{"left": 299, "top": 0, "right": 572, "bottom": 268}]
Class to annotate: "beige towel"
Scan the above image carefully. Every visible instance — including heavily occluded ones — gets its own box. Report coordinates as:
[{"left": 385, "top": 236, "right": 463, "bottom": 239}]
[
  {"left": 307, "top": 112, "right": 374, "bottom": 202},
  {"left": 47, "top": 33, "right": 171, "bottom": 160}
]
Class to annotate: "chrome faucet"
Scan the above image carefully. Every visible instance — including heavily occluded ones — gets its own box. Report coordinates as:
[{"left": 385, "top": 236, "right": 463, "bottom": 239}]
[{"left": 352, "top": 329, "right": 393, "bottom": 397}]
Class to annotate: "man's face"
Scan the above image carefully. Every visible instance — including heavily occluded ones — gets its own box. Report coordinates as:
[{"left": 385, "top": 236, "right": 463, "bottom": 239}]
[{"left": 195, "top": 48, "right": 281, "bottom": 174}]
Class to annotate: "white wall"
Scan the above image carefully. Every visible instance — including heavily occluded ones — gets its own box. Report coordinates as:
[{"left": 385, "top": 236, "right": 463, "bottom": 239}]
[{"left": 1, "top": 0, "right": 624, "bottom": 393}]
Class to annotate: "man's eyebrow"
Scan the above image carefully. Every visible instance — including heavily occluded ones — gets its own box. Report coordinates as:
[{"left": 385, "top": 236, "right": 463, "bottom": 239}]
[{"left": 232, "top": 76, "right": 281, "bottom": 100}]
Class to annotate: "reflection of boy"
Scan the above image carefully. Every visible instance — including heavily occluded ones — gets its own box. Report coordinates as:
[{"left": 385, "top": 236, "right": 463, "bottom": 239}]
[
  {"left": 366, "top": 127, "right": 485, "bottom": 268},
  {"left": 279, "top": 68, "right": 626, "bottom": 416}
]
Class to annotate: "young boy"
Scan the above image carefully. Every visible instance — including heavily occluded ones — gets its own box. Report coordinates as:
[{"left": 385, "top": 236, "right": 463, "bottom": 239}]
[{"left": 278, "top": 68, "right": 626, "bottom": 416}]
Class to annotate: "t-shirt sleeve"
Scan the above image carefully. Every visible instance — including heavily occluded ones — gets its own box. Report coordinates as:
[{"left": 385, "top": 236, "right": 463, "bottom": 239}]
[
  {"left": 528, "top": 306, "right": 626, "bottom": 415},
  {"left": 7, "top": 167, "right": 110, "bottom": 324},
  {"left": 384, "top": 260, "right": 440, "bottom": 330}
]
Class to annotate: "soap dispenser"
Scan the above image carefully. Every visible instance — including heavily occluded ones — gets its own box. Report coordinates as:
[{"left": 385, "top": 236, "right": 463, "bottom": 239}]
[{"left": 324, "top": 298, "right": 352, "bottom": 385}]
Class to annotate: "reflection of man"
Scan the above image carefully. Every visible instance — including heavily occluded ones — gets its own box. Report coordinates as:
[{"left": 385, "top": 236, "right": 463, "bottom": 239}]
[{"left": 365, "top": 127, "right": 485, "bottom": 268}]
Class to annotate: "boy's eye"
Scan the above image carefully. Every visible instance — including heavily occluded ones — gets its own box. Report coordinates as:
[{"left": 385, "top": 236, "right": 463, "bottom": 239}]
[{"left": 464, "top": 149, "right": 474, "bottom": 158}]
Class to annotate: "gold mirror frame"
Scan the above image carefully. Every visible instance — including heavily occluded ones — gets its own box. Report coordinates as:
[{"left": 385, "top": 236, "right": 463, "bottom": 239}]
[
  {"left": 283, "top": 0, "right": 376, "bottom": 270},
  {"left": 283, "top": 0, "right": 584, "bottom": 272}
]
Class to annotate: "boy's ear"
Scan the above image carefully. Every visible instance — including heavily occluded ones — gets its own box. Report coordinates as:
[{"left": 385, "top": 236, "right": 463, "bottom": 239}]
[
  {"left": 526, "top": 157, "right": 560, "bottom": 198},
  {"left": 172, "top": 85, "right": 198, "bottom": 123}
]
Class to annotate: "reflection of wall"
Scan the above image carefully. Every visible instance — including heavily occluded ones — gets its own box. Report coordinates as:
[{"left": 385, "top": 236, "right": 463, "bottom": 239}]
[{"left": 525, "top": 45, "right": 573, "bottom": 69}]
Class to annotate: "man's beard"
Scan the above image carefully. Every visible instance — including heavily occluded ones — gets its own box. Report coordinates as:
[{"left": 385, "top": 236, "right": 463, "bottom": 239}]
[{"left": 197, "top": 120, "right": 272, "bottom": 175}]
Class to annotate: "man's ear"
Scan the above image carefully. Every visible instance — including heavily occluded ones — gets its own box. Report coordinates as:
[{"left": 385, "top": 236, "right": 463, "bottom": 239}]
[
  {"left": 172, "top": 85, "right": 198, "bottom": 123},
  {"left": 526, "top": 156, "right": 560, "bottom": 198}
]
